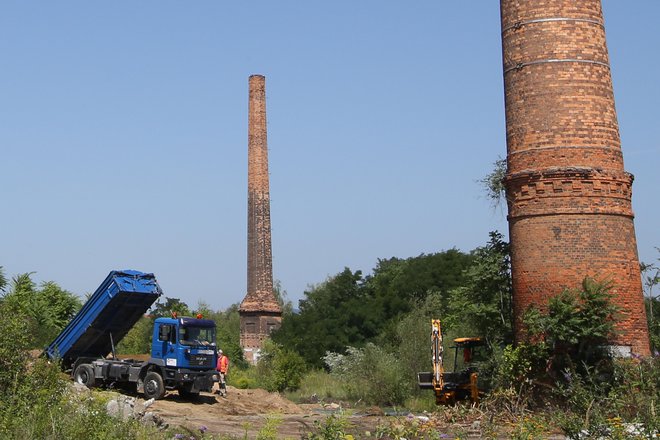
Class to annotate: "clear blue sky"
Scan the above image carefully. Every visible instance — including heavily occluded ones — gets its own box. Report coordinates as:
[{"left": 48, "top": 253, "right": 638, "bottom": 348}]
[{"left": 1, "top": 1, "right": 658, "bottom": 310}]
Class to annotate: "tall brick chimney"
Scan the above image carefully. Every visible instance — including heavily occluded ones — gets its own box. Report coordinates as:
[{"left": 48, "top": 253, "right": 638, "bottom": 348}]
[
  {"left": 239, "top": 74, "right": 282, "bottom": 364},
  {"left": 500, "top": 0, "right": 650, "bottom": 355}
]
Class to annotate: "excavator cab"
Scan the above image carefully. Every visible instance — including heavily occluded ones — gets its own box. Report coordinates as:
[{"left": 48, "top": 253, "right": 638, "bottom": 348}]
[{"left": 417, "top": 320, "right": 484, "bottom": 405}]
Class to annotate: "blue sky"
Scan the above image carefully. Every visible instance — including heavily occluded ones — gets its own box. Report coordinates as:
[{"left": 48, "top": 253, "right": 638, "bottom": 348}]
[{"left": 1, "top": 1, "right": 658, "bottom": 310}]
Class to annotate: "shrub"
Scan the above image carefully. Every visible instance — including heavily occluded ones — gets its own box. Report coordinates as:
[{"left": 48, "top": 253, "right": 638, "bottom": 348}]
[
  {"left": 324, "top": 343, "right": 409, "bottom": 406},
  {"left": 229, "top": 366, "right": 259, "bottom": 389},
  {"left": 257, "top": 340, "right": 307, "bottom": 392},
  {"left": 522, "top": 277, "right": 619, "bottom": 377},
  {"left": 0, "top": 306, "right": 32, "bottom": 398},
  {"left": 302, "top": 413, "right": 353, "bottom": 440},
  {"left": 551, "top": 356, "right": 660, "bottom": 438},
  {"left": 494, "top": 343, "right": 549, "bottom": 390},
  {"left": 0, "top": 301, "right": 160, "bottom": 439}
]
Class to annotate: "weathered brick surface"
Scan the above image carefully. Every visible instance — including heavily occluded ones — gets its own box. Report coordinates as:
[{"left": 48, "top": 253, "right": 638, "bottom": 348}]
[
  {"left": 500, "top": 0, "right": 650, "bottom": 355},
  {"left": 239, "top": 311, "right": 282, "bottom": 364},
  {"left": 239, "top": 75, "right": 282, "bottom": 363}
]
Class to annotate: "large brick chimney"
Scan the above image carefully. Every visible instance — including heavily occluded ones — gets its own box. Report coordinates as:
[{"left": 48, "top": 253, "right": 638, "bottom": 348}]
[
  {"left": 239, "top": 74, "right": 282, "bottom": 364},
  {"left": 500, "top": 0, "right": 650, "bottom": 355}
]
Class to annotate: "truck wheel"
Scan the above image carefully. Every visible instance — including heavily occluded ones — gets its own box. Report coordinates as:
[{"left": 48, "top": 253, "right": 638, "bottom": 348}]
[
  {"left": 143, "top": 371, "right": 165, "bottom": 400},
  {"left": 73, "top": 364, "right": 96, "bottom": 388}
]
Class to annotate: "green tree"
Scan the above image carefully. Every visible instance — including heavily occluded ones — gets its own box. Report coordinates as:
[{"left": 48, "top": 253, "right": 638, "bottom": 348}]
[
  {"left": 274, "top": 280, "right": 294, "bottom": 316},
  {"left": 212, "top": 303, "right": 247, "bottom": 369},
  {"left": 446, "top": 231, "right": 513, "bottom": 348},
  {"left": 0, "top": 267, "right": 7, "bottom": 293},
  {"left": 151, "top": 297, "right": 190, "bottom": 317},
  {"left": 367, "top": 249, "right": 474, "bottom": 321},
  {"left": 1, "top": 273, "right": 82, "bottom": 347},
  {"left": 3, "top": 272, "right": 38, "bottom": 313},
  {"left": 274, "top": 250, "right": 474, "bottom": 368},
  {"left": 39, "top": 281, "right": 81, "bottom": 330},
  {"left": 273, "top": 268, "right": 372, "bottom": 367},
  {"left": 116, "top": 315, "right": 153, "bottom": 354},
  {"left": 192, "top": 300, "right": 214, "bottom": 319}
]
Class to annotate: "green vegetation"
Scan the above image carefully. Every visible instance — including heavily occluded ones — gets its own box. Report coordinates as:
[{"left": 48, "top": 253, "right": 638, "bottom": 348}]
[
  {"left": 1, "top": 237, "right": 658, "bottom": 438},
  {"left": 324, "top": 344, "right": 408, "bottom": 406},
  {"left": 479, "top": 156, "right": 507, "bottom": 209},
  {"left": 0, "top": 271, "right": 81, "bottom": 348},
  {"left": 256, "top": 339, "right": 307, "bottom": 392},
  {"left": 0, "top": 289, "right": 155, "bottom": 439},
  {"left": 641, "top": 248, "right": 660, "bottom": 352},
  {"left": 272, "top": 248, "right": 475, "bottom": 368},
  {"left": 522, "top": 277, "right": 620, "bottom": 378}
]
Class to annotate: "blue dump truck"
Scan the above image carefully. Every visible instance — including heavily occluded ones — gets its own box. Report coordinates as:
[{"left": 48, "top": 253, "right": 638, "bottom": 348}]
[{"left": 44, "top": 270, "right": 218, "bottom": 400}]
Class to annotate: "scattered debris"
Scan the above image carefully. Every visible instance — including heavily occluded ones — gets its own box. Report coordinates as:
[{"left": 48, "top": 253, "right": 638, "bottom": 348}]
[{"left": 105, "top": 395, "right": 167, "bottom": 429}]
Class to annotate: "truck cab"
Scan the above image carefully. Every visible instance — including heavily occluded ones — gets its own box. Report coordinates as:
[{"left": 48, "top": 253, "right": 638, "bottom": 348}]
[{"left": 145, "top": 316, "right": 218, "bottom": 398}]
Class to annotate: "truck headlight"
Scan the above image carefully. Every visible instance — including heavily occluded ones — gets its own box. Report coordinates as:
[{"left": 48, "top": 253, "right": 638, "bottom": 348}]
[{"left": 212, "top": 374, "right": 219, "bottom": 382}]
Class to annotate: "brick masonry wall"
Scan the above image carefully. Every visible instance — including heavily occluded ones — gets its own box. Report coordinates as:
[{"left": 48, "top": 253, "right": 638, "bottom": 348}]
[
  {"left": 246, "top": 75, "right": 274, "bottom": 302},
  {"left": 500, "top": 0, "right": 650, "bottom": 354},
  {"left": 239, "top": 75, "right": 282, "bottom": 361}
]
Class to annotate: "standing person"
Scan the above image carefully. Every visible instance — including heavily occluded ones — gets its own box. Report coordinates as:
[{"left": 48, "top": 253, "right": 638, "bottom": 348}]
[{"left": 216, "top": 349, "right": 229, "bottom": 396}]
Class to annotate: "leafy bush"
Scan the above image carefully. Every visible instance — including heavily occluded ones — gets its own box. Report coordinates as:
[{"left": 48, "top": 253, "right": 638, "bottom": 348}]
[
  {"left": 325, "top": 343, "right": 409, "bottom": 406},
  {"left": 0, "top": 300, "right": 158, "bottom": 439},
  {"left": 255, "top": 415, "right": 282, "bottom": 440},
  {"left": 257, "top": 340, "right": 307, "bottom": 392},
  {"left": 551, "top": 356, "right": 660, "bottom": 438},
  {"left": 484, "top": 276, "right": 659, "bottom": 437},
  {"left": 0, "top": 306, "right": 32, "bottom": 399},
  {"left": 302, "top": 413, "right": 354, "bottom": 440},
  {"left": 229, "top": 366, "right": 258, "bottom": 389},
  {"left": 522, "top": 277, "right": 619, "bottom": 378},
  {"left": 494, "top": 343, "right": 549, "bottom": 390}
]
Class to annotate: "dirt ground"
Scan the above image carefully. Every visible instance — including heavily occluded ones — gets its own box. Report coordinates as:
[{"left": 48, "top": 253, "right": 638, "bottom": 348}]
[
  {"left": 147, "top": 388, "right": 570, "bottom": 440},
  {"left": 149, "top": 385, "right": 385, "bottom": 439}
]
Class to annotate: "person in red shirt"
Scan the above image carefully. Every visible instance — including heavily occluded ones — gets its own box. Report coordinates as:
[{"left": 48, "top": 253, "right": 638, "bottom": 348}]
[{"left": 216, "top": 349, "right": 229, "bottom": 396}]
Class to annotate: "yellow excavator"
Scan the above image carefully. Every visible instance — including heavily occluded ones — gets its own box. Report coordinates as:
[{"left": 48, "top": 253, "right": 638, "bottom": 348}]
[{"left": 417, "top": 319, "right": 484, "bottom": 405}]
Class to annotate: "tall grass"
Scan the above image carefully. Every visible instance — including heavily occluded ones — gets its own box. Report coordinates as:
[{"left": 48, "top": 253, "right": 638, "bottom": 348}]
[{"left": 284, "top": 370, "right": 349, "bottom": 403}]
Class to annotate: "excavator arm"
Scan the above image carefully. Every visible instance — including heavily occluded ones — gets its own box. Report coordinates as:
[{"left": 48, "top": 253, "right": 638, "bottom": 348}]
[{"left": 431, "top": 319, "right": 444, "bottom": 394}]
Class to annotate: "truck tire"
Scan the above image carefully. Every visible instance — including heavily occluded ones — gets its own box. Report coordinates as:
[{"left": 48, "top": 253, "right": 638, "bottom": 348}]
[
  {"left": 73, "top": 364, "right": 96, "bottom": 388},
  {"left": 143, "top": 371, "right": 165, "bottom": 400}
]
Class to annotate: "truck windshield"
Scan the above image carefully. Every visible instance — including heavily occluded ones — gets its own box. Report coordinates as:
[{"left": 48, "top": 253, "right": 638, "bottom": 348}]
[{"left": 179, "top": 326, "right": 215, "bottom": 347}]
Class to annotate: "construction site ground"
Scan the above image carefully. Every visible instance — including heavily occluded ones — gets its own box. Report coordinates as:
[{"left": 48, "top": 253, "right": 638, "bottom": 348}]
[
  {"left": 148, "top": 386, "right": 571, "bottom": 439},
  {"left": 150, "top": 385, "right": 386, "bottom": 438}
]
